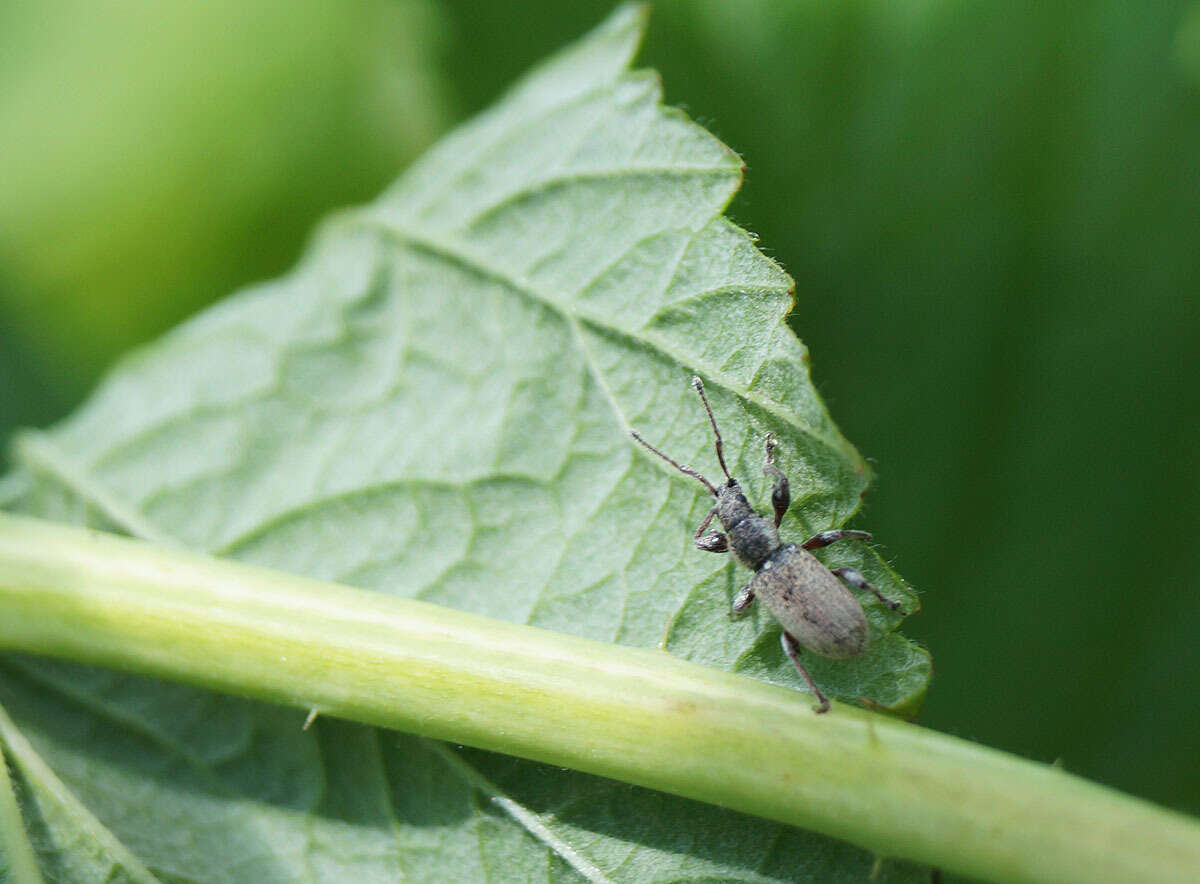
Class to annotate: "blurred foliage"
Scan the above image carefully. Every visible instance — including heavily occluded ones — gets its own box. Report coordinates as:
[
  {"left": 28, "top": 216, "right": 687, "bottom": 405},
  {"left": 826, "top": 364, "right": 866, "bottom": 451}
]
[
  {"left": 0, "top": 0, "right": 449, "bottom": 407},
  {"left": 1, "top": 0, "right": 1197, "bottom": 835}
]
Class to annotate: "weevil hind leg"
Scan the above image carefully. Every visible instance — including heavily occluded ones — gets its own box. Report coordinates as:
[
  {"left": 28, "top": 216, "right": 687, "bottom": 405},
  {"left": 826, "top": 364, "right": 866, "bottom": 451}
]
[
  {"left": 729, "top": 584, "right": 755, "bottom": 619},
  {"left": 762, "top": 433, "right": 790, "bottom": 528},
  {"left": 781, "top": 632, "right": 830, "bottom": 713},
  {"left": 832, "top": 566, "right": 901, "bottom": 611},
  {"left": 802, "top": 529, "right": 872, "bottom": 550}
]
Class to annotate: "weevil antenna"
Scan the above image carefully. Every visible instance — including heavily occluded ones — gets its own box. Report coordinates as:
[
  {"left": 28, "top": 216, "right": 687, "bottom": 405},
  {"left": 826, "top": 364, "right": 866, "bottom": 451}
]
[
  {"left": 630, "top": 430, "right": 718, "bottom": 497},
  {"left": 691, "top": 376, "right": 732, "bottom": 482}
]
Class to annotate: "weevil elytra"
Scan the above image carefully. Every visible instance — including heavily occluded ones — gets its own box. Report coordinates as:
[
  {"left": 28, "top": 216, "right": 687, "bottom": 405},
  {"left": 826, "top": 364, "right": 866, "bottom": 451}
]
[{"left": 631, "top": 377, "right": 901, "bottom": 713}]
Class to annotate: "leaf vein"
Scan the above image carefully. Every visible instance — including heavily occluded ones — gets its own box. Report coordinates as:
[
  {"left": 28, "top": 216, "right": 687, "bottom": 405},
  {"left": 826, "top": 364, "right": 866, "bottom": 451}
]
[
  {"left": 426, "top": 741, "right": 616, "bottom": 884},
  {"left": 362, "top": 220, "right": 848, "bottom": 460},
  {"left": 0, "top": 697, "right": 165, "bottom": 884}
]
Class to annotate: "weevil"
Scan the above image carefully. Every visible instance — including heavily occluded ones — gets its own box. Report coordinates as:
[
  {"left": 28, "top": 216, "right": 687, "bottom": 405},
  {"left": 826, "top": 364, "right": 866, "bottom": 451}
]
[{"left": 631, "top": 377, "right": 901, "bottom": 713}]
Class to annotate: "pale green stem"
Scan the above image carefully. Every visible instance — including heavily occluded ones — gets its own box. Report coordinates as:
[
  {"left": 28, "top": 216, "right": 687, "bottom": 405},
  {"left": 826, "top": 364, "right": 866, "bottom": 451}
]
[{"left": 0, "top": 512, "right": 1196, "bottom": 884}]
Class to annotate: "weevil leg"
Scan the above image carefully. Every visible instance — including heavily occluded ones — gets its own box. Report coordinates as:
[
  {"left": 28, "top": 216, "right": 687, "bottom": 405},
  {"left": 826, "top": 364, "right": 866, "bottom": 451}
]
[
  {"left": 762, "top": 433, "right": 790, "bottom": 528},
  {"left": 729, "top": 584, "right": 755, "bottom": 619},
  {"left": 802, "top": 529, "right": 872, "bottom": 550},
  {"left": 832, "top": 566, "right": 901, "bottom": 611},
  {"left": 781, "top": 632, "right": 830, "bottom": 713},
  {"left": 693, "top": 506, "right": 728, "bottom": 553}
]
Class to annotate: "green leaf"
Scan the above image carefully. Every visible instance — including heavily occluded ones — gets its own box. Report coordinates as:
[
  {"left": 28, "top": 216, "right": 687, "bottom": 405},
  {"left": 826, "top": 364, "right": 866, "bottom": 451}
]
[{"left": 2, "top": 6, "right": 929, "bottom": 882}]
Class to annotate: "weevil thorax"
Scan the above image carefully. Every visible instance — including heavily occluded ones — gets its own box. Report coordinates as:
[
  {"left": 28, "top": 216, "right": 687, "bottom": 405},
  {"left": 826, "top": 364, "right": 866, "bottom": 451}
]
[{"left": 716, "top": 480, "right": 781, "bottom": 570}]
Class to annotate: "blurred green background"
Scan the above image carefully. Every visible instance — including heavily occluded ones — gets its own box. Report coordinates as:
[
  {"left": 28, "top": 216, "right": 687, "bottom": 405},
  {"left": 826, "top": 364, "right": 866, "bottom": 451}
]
[{"left": 2, "top": 0, "right": 1197, "bottom": 824}]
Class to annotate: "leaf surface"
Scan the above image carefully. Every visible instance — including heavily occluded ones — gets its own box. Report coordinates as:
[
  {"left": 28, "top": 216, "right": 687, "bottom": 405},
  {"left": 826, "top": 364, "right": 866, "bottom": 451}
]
[{"left": 2, "top": 7, "right": 930, "bottom": 881}]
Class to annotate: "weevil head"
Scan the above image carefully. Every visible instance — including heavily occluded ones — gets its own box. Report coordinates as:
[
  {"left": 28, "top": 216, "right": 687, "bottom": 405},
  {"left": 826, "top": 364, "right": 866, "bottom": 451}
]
[
  {"left": 717, "top": 480, "right": 781, "bottom": 570},
  {"left": 714, "top": 479, "right": 753, "bottom": 525}
]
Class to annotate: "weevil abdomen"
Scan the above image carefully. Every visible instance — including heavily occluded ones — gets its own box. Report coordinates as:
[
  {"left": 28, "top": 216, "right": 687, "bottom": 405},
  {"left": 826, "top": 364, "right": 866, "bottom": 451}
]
[{"left": 750, "top": 544, "right": 869, "bottom": 659}]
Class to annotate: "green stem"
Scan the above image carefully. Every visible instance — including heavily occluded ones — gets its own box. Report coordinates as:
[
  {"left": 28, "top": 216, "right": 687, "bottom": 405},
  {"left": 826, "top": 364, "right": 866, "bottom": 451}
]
[{"left": 0, "top": 512, "right": 1196, "bottom": 884}]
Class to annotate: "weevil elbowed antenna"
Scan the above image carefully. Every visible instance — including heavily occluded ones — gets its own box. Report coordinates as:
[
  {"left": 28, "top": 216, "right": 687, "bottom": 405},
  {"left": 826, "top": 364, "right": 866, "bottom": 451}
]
[
  {"left": 630, "top": 429, "right": 718, "bottom": 496},
  {"left": 629, "top": 376, "right": 734, "bottom": 496},
  {"left": 690, "top": 375, "right": 732, "bottom": 483}
]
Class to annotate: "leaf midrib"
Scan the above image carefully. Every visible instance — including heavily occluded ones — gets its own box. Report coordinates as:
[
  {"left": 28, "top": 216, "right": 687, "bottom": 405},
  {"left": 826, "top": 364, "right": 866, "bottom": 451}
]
[{"left": 353, "top": 215, "right": 845, "bottom": 455}]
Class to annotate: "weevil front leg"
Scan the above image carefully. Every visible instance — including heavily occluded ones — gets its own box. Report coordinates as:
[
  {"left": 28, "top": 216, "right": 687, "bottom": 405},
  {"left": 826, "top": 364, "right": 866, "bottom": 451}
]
[
  {"left": 762, "top": 433, "right": 790, "bottom": 528},
  {"left": 832, "top": 566, "right": 902, "bottom": 611},
  {"left": 693, "top": 506, "right": 728, "bottom": 552},
  {"left": 729, "top": 584, "right": 755, "bottom": 619},
  {"left": 781, "top": 632, "right": 830, "bottom": 713}
]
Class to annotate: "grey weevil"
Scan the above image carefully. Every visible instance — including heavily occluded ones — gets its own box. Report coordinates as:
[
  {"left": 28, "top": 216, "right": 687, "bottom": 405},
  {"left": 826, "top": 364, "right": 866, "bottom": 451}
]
[{"left": 631, "top": 377, "right": 901, "bottom": 713}]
